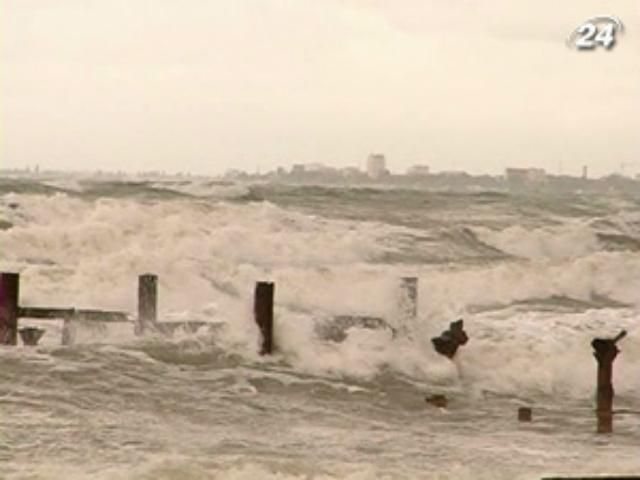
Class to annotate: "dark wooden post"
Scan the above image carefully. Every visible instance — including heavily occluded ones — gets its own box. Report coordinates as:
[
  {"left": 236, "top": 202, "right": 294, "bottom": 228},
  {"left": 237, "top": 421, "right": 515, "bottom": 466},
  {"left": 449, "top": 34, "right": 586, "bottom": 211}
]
[
  {"left": 592, "top": 330, "right": 626, "bottom": 434},
  {"left": 254, "top": 282, "right": 275, "bottom": 355},
  {"left": 0, "top": 273, "right": 20, "bottom": 345},
  {"left": 137, "top": 274, "right": 158, "bottom": 335}
]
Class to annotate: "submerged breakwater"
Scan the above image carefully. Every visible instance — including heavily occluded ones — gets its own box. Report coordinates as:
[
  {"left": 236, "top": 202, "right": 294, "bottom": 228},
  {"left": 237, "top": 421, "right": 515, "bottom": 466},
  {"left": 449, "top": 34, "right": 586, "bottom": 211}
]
[{"left": 1, "top": 177, "right": 639, "bottom": 479}]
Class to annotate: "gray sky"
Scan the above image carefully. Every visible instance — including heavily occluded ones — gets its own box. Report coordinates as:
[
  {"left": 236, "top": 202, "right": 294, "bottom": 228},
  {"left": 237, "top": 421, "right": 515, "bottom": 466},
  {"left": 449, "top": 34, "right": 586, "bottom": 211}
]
[{"left": 2, "top": 1, "right": 639, "bottom": 176}]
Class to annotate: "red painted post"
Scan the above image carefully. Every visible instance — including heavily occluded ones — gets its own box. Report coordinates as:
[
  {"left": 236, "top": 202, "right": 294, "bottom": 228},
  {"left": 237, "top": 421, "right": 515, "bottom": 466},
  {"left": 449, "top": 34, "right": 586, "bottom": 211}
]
[
  {"left": 254, "top": 282, "right": 275, "bottom": 355},
  {"left": 0, "top": 273, "right": 20, "bottom": 345}
]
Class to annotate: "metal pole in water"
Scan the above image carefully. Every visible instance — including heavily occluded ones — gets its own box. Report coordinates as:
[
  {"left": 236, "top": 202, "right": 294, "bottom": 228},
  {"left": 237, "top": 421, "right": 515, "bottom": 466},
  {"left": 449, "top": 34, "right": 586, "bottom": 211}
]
[
  {"left": 254, "top": 282, "right": 275, "bottom": 355},
  {"left": 0, "top": 273, "right": 20, "bottom": 345},
  {"left": 137, "top": 274, "right": 158, "bottom": 335}
]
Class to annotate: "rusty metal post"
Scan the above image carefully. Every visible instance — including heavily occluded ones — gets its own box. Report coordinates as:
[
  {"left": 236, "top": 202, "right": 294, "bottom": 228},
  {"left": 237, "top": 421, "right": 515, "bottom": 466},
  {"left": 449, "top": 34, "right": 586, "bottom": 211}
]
[
  {"left": 0, "top": 273, "right": 20, "bottom": 345},
  {"left": 592, "top": 330, "right": 626, "bottom": 434},
  {"left": 137, "top": 274, "right": 158, "bottom": 335},
  {"left": 254, "top": 282, "right": 275, "bottom": 355}
]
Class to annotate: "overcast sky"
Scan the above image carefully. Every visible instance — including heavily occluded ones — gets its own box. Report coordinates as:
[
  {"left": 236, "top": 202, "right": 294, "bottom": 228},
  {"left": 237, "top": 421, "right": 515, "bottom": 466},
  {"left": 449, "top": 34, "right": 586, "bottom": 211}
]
[{"left": 2, "top": 1, "right": 639, "bottom": 176}]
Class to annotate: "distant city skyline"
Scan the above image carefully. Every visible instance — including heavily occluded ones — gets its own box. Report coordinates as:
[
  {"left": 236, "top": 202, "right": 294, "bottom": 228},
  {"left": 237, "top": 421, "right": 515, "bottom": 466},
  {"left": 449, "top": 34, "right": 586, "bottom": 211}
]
[
  {"left": 2, "top": 1, "right": 639, "bottom": 178},
  {"left": 4, "top": 160, "right": 639, "bottom": 181}
]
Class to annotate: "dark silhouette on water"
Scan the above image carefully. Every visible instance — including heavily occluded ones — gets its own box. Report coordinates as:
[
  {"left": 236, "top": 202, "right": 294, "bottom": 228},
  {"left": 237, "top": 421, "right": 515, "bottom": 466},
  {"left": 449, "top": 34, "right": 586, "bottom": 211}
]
[
  {"left": 425, "top": 394, "right": 448, "bottom": 408},
  {"left": 592, "top": 329, "right": 626, "bottom": 433},
  {"left": 19, "top": 327, "right": 45, "bottom": 346},
  {"left": 431, "top": 319, "right": 468, "bottom": 359}
]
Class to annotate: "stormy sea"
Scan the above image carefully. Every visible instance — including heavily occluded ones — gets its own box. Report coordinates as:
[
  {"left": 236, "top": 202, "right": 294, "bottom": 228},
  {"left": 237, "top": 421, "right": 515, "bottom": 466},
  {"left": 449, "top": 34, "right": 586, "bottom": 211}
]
[{"left": 1, "top": 175, "right": 639, "bottom": 479}]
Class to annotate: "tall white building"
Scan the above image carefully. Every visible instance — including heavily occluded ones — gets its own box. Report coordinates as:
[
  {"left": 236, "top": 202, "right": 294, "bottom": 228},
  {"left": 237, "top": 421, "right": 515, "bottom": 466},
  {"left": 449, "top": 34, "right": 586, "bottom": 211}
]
[{"left": 366, "top": 154, "right": 387, "bottom": 179}]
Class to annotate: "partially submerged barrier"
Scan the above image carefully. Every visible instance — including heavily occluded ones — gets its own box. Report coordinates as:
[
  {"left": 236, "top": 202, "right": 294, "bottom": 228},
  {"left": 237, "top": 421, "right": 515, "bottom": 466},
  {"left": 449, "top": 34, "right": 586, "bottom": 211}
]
[
  {"left": 0, "top": 272, "right": 206, "bottom": 346},
  {"left": 0, "top": 272, "right": 418, "bottom": 351},
  {"left": 1, "top": 271, "right": 633, "bottom": 435}
]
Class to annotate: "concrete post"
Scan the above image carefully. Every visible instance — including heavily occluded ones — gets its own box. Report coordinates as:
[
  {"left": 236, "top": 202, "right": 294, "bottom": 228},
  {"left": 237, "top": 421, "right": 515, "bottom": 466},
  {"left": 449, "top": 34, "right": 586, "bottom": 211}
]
[
  {"left": 0, "top": 273, "right": 20, "bottom": 345},
  {"left": 137, "top": 274, "right": 158, "bottom": 335}
]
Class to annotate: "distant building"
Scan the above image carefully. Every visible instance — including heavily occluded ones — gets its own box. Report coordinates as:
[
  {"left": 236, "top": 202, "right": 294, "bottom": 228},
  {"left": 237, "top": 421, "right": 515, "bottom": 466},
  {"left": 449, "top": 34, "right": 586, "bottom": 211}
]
[
  {"left": 505, "top": 168, "right": 546, "bottom": 184},
  {"left": 290, "top": 163, "right": 333, "bottom": 174},
  {"left": 224, "top": 169, "right": 247, "bottom": 180},
  {"left": 439, "top": 170, "right": 468, "bottom": 177},
  {"left": 407, "top": 165, "right": 430, "bottom": 176},
  {"left": 340, "top": 167, "right": 362, "bottom": 178},
  {"left": 366, "top": 154, "right": 388, "bottom": 179},
  {"left": 291, "top": 164, "right": 306, "bottom": 175},
  {"left": 304, "top": 163, "right": 332, "bottom": 173}
]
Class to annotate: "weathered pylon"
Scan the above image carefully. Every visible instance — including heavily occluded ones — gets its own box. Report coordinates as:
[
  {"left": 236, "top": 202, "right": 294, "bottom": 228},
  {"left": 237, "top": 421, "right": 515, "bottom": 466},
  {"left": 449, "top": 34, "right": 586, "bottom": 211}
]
[
  {"left": 0, "top": 273, "right": 20, "bottom": 345},
  {"left": 592, "top": 330, "right": 626, "bottom": 434},
  {"left": 254, "top": 282, "right": 275, "bottom": 355},
  {"left": 137, "top": 274, "right": 158, "bottom": 334}
]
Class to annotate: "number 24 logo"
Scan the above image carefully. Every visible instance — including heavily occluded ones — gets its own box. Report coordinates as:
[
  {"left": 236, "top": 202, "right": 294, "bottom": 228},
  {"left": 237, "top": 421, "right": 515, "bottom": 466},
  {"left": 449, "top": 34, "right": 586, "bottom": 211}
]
[
  {"left": 568, "top": 16, "right": 624, "bottom": 51},
  {"left": 576, "top": 22, "right": 615, "bottom": 49}
]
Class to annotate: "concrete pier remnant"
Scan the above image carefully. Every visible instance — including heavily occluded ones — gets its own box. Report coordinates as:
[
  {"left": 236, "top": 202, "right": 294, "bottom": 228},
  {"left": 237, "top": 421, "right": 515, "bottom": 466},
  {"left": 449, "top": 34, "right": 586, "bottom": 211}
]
[
  {"left": 137, "top": 274, "right": 158, "bottom": 335},
  {"left": 592, "top": 329, "right": 626, "bottom": 434},
  {"left": 431, "top": 319, "right": 468, "bottom": 359},
  {"left": 254, "top": 282, "right": 275, "bottom": 355},
  {"left": 0, "top": 273, "right": 20, "bottom": 345}
]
